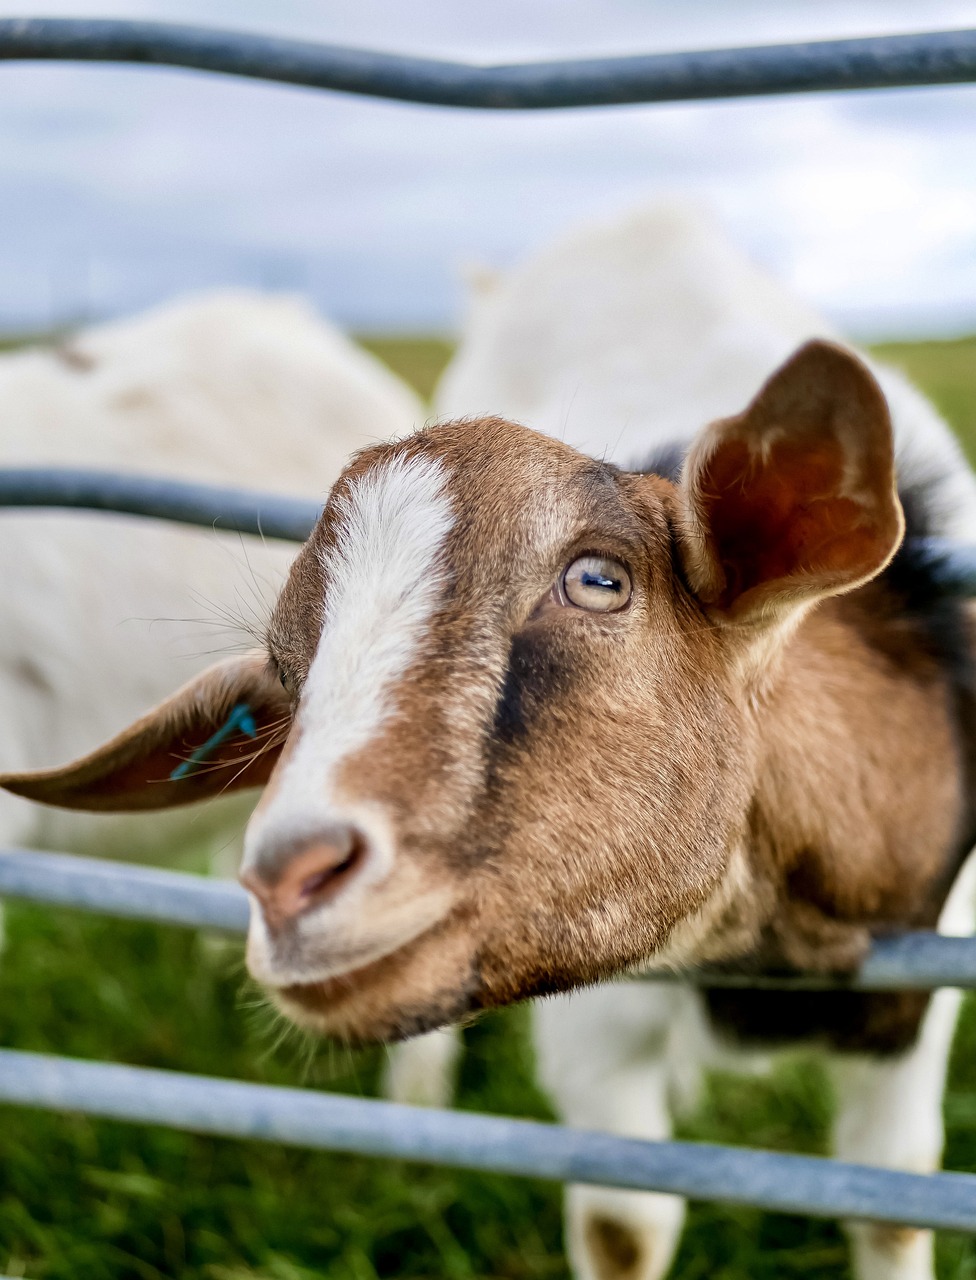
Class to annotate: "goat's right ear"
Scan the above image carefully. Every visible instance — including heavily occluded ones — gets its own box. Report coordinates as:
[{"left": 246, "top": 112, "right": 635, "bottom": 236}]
[
  {"left": 0, "top": 655, "right": 292, "bottom": 813},
  {"left": 677, "top": 340, "right": 904, "bottom": 628}
]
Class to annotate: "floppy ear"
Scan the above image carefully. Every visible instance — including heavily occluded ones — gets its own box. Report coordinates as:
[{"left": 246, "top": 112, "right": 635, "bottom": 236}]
[
  {"left": 0, "top": 655, "right": 292, "bottom": 813},
  {"left": 678, "top": 340, "right": 904, "bottom": 624}
]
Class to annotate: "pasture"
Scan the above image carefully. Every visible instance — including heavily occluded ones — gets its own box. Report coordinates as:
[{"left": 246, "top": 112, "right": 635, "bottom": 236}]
[{"left": 2, "top": 332, "right": 976, "bottom": 1280}]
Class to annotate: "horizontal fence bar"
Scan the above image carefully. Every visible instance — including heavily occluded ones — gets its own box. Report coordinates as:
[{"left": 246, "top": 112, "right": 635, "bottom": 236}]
[
  {"left": 1, "top": 20, "right": 976, "bottom": 110},
  {"left": 0, "top": 847, "right": 249, "bottom": 932},
  {"left": 3, "top": 466, "right": 976, "bottom": 594},
  {"left": 0, "top": 467, "right": 319, "bottom": 542},
  {"left": 3, "top": 847, "right": 976, "bottom": 990},
  {"left": 653, "top": 931, "right": 976, "bottom": 991},
  {"left": 0, "top": 1048, "right": 974, "bottom": 1230}
]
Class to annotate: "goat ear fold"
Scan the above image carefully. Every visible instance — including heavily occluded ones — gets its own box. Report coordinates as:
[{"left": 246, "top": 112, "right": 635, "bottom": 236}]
[
  {"left": 678, "top": 340, "right": 904, "bottom": 624},
  {"left": 0, "top": 656, "right": 292, "bottom": 813}
]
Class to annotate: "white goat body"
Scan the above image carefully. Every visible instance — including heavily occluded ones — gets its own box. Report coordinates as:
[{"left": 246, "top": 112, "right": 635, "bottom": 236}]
[
  {"left": 439, "top": 202, "right": 976, "bottom": 541},
  {"left": 0, "top": 290, "right": 423, "bottom": 861}
]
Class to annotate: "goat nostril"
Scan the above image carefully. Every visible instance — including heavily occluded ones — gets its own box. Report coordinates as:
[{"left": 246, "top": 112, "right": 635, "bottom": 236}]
[
  {"left": 298, "top": 835, "right": 365, "bottom": 903},
  {"left": 242, "top": 826, "right": 370, "bottom": 926},
  {"left": 300, "top": 866, "right": 337, "bottom": 899}
]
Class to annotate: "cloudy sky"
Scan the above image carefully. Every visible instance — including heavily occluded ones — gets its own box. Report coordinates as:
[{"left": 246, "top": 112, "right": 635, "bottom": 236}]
[{"left": 1, "top": 0, "right": 975, "bottom": 338}]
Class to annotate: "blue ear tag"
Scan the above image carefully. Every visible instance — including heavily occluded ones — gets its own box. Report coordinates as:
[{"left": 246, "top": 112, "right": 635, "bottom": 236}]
[{"left": 170, "top": 703, "right": 258, "bottom": 781}]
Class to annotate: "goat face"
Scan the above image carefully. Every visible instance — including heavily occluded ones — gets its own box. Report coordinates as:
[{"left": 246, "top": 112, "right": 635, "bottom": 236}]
[
  {"left": 241, "top": 418, "right": 753, "bottom": 1040},
  {"left": 0, "top": 341, "right": 904, "bottom": 1042}
]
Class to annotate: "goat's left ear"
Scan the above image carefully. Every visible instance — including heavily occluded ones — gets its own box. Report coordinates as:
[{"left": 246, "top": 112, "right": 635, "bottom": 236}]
[
  {"left": 678, "top": 340, "right": 904, "bottom": 624},
  {"left": 0, "top": 655, "right": 292, "bottom": 813}
]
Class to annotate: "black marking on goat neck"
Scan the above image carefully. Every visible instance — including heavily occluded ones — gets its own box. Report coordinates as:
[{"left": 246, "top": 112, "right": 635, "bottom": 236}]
[
  {"left": 703, "top": 988, "right": 932, "bottom": 1055},
  {"left": 881, "top": 476, "right": 976, "bottom": 905},
  {"left": 886, "top": 479, "right": 976, "bottom": 685}
]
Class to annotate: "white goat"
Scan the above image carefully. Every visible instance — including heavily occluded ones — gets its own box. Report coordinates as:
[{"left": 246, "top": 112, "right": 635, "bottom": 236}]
[
  {"left": 0, "top": 290, "right": 423, "bottom": 864},
  {"left": 373, "top": 203, "right": 976, "bottom": 1280}
]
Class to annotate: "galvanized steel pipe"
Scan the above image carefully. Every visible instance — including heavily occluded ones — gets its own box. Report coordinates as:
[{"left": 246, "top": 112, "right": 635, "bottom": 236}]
[
  {"left": 1, "top": 20, "right": 976, "bottom": 109},
  {"left": 4, "top": 467, "right": 976, "bottom": 592},
  {"left": 0, "top": 1048, "right": 974, "bottom": 1230},
  {"left": 4, "top": 847, "right": 976, "bottom": 991},
  {"left": 0, "top": 467, "right": 320, "bottom": 542},
  {"left": 0, "top": 847, "right": 249, "bottom": 932}
]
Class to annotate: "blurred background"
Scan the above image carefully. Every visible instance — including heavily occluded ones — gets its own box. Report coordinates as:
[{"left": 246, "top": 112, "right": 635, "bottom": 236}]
[
  {"left": 2, "top": 0, "right": 976, "bottom": 340},
  {"left": 2, "top": 3, "right": 976, "bottom": 1279}
]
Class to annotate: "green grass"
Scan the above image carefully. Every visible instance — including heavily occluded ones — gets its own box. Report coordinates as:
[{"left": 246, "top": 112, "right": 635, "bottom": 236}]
[
  {"left": 357, "top": 336, "right": 454, "bottom": 405},
  {"left": 0, "top": 905, "right": 562, "bottom": 1280},
  {"left": 4, "top": 902, "right": 976, "bottom": 1279},
  {"left": 872, "top": 335, "right": 976, "bottom": 466},
  {"left": 2, "top": 333, "right": 976, "bottom": 1279},
  {"left": 0, "top": 330, "right": 68, "bottom": 354}
]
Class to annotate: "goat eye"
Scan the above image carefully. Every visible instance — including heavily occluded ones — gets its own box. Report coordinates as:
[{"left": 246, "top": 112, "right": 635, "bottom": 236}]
[{"left": 560, "top": 556, "right": 632, "bottom": 612}]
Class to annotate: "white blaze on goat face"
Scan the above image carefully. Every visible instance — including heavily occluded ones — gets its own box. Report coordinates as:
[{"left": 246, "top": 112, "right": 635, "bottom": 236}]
[
  {"left": 246, "top": 454, "right": 454, "bottom": 849},
  {"left": 241, "top": 454, "right": 459, "bottom": 989}
]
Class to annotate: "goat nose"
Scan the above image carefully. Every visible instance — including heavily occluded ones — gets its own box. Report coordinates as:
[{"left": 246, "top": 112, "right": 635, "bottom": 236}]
[{"left": 240, "top": 824, "right": 369, "bottom": 928}]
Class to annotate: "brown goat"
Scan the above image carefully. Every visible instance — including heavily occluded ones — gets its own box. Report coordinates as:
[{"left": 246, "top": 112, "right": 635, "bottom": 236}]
[{"left": 4, "top": 339, "right": 975, "bottom": 1280}]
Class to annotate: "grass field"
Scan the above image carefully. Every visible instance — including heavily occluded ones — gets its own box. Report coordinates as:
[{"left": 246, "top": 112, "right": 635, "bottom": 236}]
[{"left": 2, "top": 333, "right": 976, "bottom": 1279}]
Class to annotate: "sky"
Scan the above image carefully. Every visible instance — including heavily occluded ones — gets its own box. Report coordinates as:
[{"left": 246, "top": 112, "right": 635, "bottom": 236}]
[{"left": 1, "top": 0, "right": 975, "bottom": 339}]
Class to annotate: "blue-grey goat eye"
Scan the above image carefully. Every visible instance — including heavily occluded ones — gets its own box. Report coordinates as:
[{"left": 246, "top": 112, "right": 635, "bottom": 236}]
[{"left": 560, "top": 556, "right": 632, "bottom": 613}]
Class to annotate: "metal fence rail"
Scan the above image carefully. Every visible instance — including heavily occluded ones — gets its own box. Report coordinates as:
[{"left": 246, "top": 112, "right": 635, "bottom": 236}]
[
  {"left": 1, "top": 20, "right": 976, "bottom": 110},
  {"left": 2, "top": 1047, "right": 975, "bottom": 1231},
  {"left": 0, "top": 466, "right": 320, "bottom": 542},
  {"left": 4, "top": 846, "right": 976, "bottom": 992},
  {"left": 5, "top": 465, "right": 976, "bottom": 593},
  {"left": 0, "top": 847, "right": 250, "bottom": 932},
  {"left": 2, "top": 848, "right": 976, "bottom": 1232}
]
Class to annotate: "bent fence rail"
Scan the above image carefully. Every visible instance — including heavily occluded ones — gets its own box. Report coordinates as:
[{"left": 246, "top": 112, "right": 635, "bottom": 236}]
[
  {"left": 2, "top": 20, "right": 976, "bottom": 109},
  {"left": 2, "top": 14, "right": 976, "bottom": 1244}
]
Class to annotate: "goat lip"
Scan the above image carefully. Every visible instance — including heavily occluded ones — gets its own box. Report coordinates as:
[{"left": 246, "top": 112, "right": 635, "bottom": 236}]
[
  {"left": 279, "top": 955, "right": 384, "bottom": 1002},
  {"left": 271, "top": 920, "right": 447, "bottom": 1029},
  {"left": 253, "top": 939, "right": 389, "bottom": 996},
  {"left": 257, "top": 916, "right": 441, "bottom": 996}
]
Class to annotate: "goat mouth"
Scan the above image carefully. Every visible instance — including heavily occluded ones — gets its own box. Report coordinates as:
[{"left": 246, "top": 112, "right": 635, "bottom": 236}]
[
  {"left": 279, "top": 950, "right": 393, "bottom": 1011},
  {"left": 274, "top": 955, "right": 444, "bottom": 1042},
  {"left": 268, "top": 914, "right": 477, "bottom": 1042}
]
